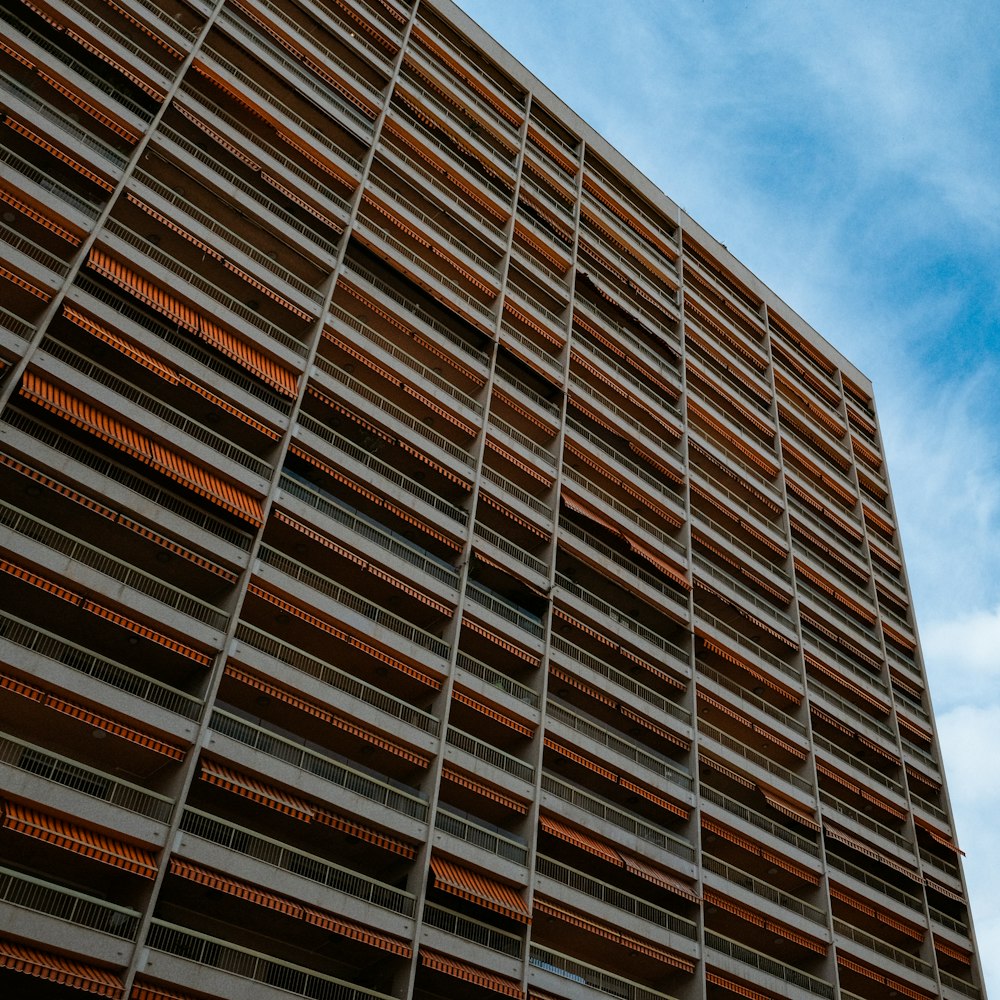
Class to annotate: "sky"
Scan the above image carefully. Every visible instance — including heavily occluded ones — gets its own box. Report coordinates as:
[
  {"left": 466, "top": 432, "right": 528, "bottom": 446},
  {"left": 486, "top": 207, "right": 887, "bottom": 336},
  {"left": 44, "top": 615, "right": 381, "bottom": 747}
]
[{"left": 453, "top": 0, "right": 1000, "bottom": 992}]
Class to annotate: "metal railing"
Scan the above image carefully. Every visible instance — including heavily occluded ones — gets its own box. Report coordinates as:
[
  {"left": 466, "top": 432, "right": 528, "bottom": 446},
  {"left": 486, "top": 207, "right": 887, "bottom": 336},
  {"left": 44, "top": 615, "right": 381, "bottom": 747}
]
[
  {"left": 699, "top": 721, "right": 811, "bottom": 793},
  {"left": 209, "top": 709, "right": 428, "bottom": 820},
  {"left": 556, "top": 570, "right": 687, "bottom": 662},
  {"left": 820, "top": 791, "right": 910, "bottom": 851},
  {"left": 434, "top": 808, "right": 528, "bottom": 864},
  {"left": 0, "top": 732, "right": 173, "bottom": 820},
  {"left": 329, "top": 305, "right": 482, "bottom": 413},
  {"left": 423, "top": 902, "right": 522, "bottom": 957},
  {"left": 549, "top": 634, "right": 690, "bottom": 723},
  {"left": 694, "top": 607, "right": 803, "bottom": 685},
  {"left": 295, "top": 412, "right": 468, "bottom": 525},
  {"left": 541, "top": 773, "right": 694, "bottom": 861},
  {"left": 703, "top": 854, "right": 826, "bottom": 924},
  {"left": 41, "top": 337, "right": 273, "bottom": 479},
  {"left": 833, "top": 918, "right": 932, "bottom": 974},
  {"left": 824, "top": 851, "right": 922, "bottom": 911},
  {"left": 279, "top": 472, "right": 459, "bottom": 587},
  {"left": 258, "top": 545, "right": 453, "bottom": 659},
  {"left": 455, "top": 651, "right": 539, "bottom": 708},
  {"left": 146, "top": 920, "right": 395, "bottom": 999},
  {"left": 705, "top": 930, "right": 834, "bottom": 997},
  {"left": 813, "top": 732, "right": 903, "bottom": 794},
  {"left": 547, "top": 701, "right": 692, "bottom": 791},
  {"left": 446, "top": 727, "right": 534, "bottom": 783},
  {"left": 529, "top": 946, "right": 680, "bottom": 1000},
  {"left": 0, "top": 611, "right": 202, "bottom": 719},
  {"left": 480, "top": 463, "right": 554, "bottom": 518},
  {"left": 701, "top": 783, "right": 819, "bottom": 856},
  {"left": 179, "top": 808, "right": 414, "bottom": 914},
  {"left": 473, "top": 521, "right": 548, "bottom": 576},
  {"left": 697, "top": 662, "right": 805, "bottom": 735},
  {"left": 535, "top": 855, "right": 696, "bottom": 937},
  {"left": 466, "top": 580, "right": 544, "bottom": 638},
  {"left": 0, "top": 865, "right": 140, "bottom": 939},
  {"left": 0, "top": 499, "right": 228, "bottom": 629},
  {"left": 234, "top": 623, "right": 440, "bottom": 735},
  {"left": 1, "top": 409, "right": 252, "bottom": 549}
]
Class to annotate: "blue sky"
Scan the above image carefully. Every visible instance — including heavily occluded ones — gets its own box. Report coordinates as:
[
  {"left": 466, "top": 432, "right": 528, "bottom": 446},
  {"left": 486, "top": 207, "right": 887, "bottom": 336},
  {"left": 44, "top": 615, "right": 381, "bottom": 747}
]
[{"left": 454, "top": 0, "right": 1000, "bottom": 990}]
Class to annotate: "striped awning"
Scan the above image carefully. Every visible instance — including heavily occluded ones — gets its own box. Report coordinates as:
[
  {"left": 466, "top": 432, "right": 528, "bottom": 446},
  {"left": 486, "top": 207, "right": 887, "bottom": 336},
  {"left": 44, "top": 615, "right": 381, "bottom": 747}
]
[
  {"left": 2, "top": 802, "right": 157, "bottom": 878},
  {"left": 0, "top": 939, "right": 123, "bottom": 997},
  {"left": 824, "top": 825, "right": 921, "bottom": 882},
  {"left": 315, "top": 809, "right": 416, "bottom": 859},
  {"left": 539, "top": 814, "right": 622, "bottom": 866},
  {"left": 430, "top": 856, "right": 530, "bottom": 923},
  {"left": 441, "top": 765, "right": 527, "bottom": 814},
  {"left": 706, "top": 969, "right": 774, "bottom": 1000},
  {"left": 199, "top": 760, "right": 314, "bottom": 821},
  {"left": 759, "top": 788, "right": 820, "bottom": 831},
  {"left": 420, "top": 949, "right": 524, "bottom": 997},
  {"left": 18, "top": 371, "right": 263, "bottom": 525},
  {"left": 620, "top": 851, "right": 700, "bottom": 902}
]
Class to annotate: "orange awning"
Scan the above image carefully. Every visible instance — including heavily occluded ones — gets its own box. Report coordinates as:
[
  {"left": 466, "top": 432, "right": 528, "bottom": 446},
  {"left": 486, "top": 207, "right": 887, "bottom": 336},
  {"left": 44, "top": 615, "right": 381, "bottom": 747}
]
[
  {"left": 199, "top": 760, "right": 314, "bottom": 821},
  {"left": 315, "top": 809, "right": 416, "bottom": 859},
  {"left": 452, "top": 689, "right": 533, "bottom": 737},
  {"left": 430, "top": 856, "right": 530, "bottom": 923},
  {"left": 130, "top": 983, "right": 199, "bottom": 1000},
  {"left": 699, "top": 752, "right": 755, "bottom": 789},
  {"left": 706, "top": 970, "right": 773, "bottom": 1000},
  {"left": 19, "top": 371, "right": 263, "bottom": 525},
  {"left": 620, "top": 851, "right": 700, "bottom": 902},
  {"left": 702, "top": 817, "right": 821, "bottom": 884},
  {"left": 300, "top": 905, "right": 411, "bottom": 956},
  {"left": 2, "top": 802, "right": 157, "bottom": 878},
  {"left": 169, "top": 858, "right": 300, "bottom": 915},
  {"left": 420, "top": 949, "right": 524, "bottom": 998},
  {"left": 0, "top": 939, "right": 123, "bottom": 997},
  {"left": 704, "top": 888, "right": 826, "bottom": 954},
  {"left": 441, "top": 765, "right": 527, "bottom": 813},
  {"left": 759, "top": 788, "right": 820, "bottom": 831},
  {"left": 619, "top": 705, "right": 690, "bottom": 750},
  {"left": 824, "top": 825, "right": 921, "bottom": 882},
  {"left": 539, "top": 814, "right": 622, "bottom": 866}
]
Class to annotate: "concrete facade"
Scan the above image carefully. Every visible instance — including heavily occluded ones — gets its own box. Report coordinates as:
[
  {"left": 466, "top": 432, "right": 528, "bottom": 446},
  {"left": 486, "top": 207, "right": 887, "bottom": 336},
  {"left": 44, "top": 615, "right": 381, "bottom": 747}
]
[{"left": 0, "top": 0, "right": 986, "bottom": 997}]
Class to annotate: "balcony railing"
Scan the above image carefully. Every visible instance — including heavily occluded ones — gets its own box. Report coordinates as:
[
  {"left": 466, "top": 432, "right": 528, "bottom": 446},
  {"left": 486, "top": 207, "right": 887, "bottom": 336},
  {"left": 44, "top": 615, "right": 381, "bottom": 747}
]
[
  {"left": 820, "top": 791, "right": 910, "bottom": 852},
  {"left": 295, "top": 412, "right": 468, "bottom": 526},
  {"left": 549, "top": 634, "right": 690, "bottom": 724},
  {"left": 278, "top": 472, "right": 459, "bottom": 588},
  {"left": 529, "top": 945, "right": 679, "bottom": 1000},
  {"left": 209, "top": 709, "right": 428, "bottom": 821},
  {"left": 0, "top": 611, "right": 203, "bottom": 720},
  {"left": 446, "top": 727, "right": 535, "bottom": 783},
  {"left": 434, "top": 808, "right": 528, "bottom": 865},
  {"left": 547, "top": 701, "right": 692, "bottom": 792},
  {"left": 233, "top": 623, "right": 440, "bottom": 735},
  {"left": 0, "top": 499, "right": 229, "bottom": 630},
  {"left": 535, "top": 855, "right": 697, "bottom": 938},
  {"left": 703, "top": 854, "right": 826, "bottom": 924},
  {"left": 179, "top": 808, "right": 414, "bottom": 914},
  {"left": 833, "top": 918, "right": 932, "bottom": 975},
  {"left": 701, "top": 783, "right": 819, "bottom": 857},
  {"left": 941, "top": 971, "right": 982, "bottom": 999},
  {"left": 480, "top": 464, "right": 553, "bottom": 518},
  {"left": 2, "top": 409, "right": 253, "bottom": 551},
  {"left": 474, "top": 521, "right": 548, "bottom": 577},
  {"left": 0, "top": 70, "right": 127, "bottom": 169},
  {"left": 556, "top": 571, "right": 687, "bottom": 663},
  {"left": 813, "top": 733, "right": 903, "bottom": 796},
  {"left": 805, "top": 678, "right": 895, "bottom": 744},
  {"left": 466, "top": 580, "right": 544, "bottom": 639},
  {"left": 146, "top": 920, "right": 396, "bottom": 1000},
  {"left": 920, "top": 847, "right": 961, "bottom": 882},
  {"left": 699, "top": 721, "right": 811, "bottom": 794},
  {"left": 704, "top": 930, "right": 834, "bottom": 998},
  {"left": 694, "top": 607, "right": 802, "bottom": 687},
  {"left": 423, "top": 902, "right": 523, "bottom": 958},
  {"left": 0, "top": 865, "right": 140, "bottom": 939},
  {"left": 693, "top": 554, "right": 795, "bottom": 634},
  {"left": 329, "top": 305, "right": 483, "bottom": 414},
  {"left": 825, "top": 851, "right": 922, "bottom": 912},
  {"left": 455, "top": 651, "right": 539, "bottom": 709},
  {"left": 697, "top": 662, "right": 805, "bottom": 736},
  {"left": 541, "top": 773, "right": 694, "bottom": 862}
]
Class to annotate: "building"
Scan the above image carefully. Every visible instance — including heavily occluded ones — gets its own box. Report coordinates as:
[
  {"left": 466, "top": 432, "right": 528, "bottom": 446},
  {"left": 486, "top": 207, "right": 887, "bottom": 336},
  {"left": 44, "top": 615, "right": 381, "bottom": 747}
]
[{"left": 0, "top": 0, "right": 986, "bottom": 997}]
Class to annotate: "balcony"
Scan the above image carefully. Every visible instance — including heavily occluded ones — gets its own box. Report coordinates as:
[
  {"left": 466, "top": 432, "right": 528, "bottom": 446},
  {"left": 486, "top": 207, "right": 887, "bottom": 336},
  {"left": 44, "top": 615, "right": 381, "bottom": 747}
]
[
  {"left": 699, "top": 720, "right": 812, "bottom": 799},
  {"left": 833, "top": 918, "right": 934, "bottom": 981},
  {"left": 540, "top": 773, "right": 695, "bottom": 867},
  {"left": 143, "top": 919, "right": 397, "bottom": 1000},
  {"left": 434, "top": 807, "right": 528, "bottom": 868},
  {"left": 825, "top": 850, "right": 924, "bottom": 920},
  {"left": 704, "top": 930, "right": 834, "bottom": 999},
  {"left": 528, "top": 945, "right": 681, "bottom": 1000},
  {"left": 422, "top": 901, "right": 523, "bottom": 963}
]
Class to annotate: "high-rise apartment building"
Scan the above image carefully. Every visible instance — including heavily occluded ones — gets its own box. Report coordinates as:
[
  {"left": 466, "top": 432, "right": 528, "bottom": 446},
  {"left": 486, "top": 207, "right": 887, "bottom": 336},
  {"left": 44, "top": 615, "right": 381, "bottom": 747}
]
[{"left": 0, "top": 0, "right": 985, "bottom": 998}]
